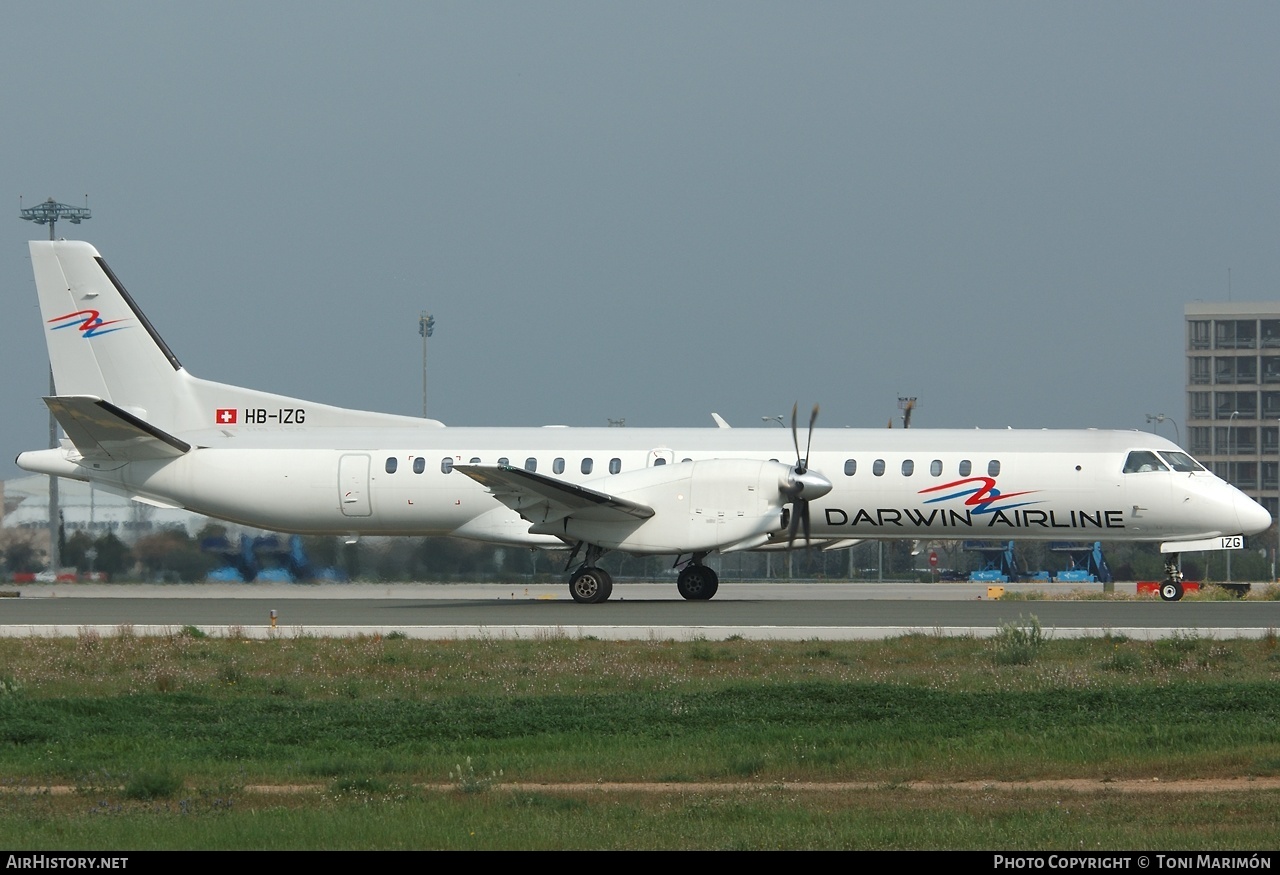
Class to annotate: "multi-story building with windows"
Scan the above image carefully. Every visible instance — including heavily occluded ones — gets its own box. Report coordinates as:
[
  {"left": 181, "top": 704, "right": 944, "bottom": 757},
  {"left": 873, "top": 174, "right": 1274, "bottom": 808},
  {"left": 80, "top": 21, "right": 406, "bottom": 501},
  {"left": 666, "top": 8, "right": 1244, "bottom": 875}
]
[{"left": 1186, "top": 302, "right": 1280, "bottom": 518}]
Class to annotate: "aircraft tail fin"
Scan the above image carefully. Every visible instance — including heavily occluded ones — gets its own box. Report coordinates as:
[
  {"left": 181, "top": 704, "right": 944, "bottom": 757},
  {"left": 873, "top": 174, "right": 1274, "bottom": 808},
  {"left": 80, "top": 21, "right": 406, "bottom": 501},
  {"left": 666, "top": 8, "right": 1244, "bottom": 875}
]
[
  {"left": 30, "top": 240, "right": 439, "bottom": 434},
  {"left": 31, "top": 240, "right": 187, "bottom": 427}
]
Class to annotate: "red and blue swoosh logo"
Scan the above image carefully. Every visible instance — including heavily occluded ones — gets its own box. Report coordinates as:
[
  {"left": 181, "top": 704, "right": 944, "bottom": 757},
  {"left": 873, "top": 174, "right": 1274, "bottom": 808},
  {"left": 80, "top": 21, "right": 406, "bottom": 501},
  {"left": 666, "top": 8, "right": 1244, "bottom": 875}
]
[
  {"left": 48, "top": 310, "right": 130, "bottom": 338},
  {"left": 919, "top": 477, "right": 1039, "bottom": 515}
]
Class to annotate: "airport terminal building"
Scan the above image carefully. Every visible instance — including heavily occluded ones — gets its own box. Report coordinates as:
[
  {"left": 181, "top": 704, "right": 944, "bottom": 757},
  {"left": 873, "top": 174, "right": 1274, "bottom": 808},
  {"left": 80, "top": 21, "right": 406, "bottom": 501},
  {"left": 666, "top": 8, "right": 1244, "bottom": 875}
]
[{"left": 1186, "top": 302, "right": 1280, "bottom": 518}]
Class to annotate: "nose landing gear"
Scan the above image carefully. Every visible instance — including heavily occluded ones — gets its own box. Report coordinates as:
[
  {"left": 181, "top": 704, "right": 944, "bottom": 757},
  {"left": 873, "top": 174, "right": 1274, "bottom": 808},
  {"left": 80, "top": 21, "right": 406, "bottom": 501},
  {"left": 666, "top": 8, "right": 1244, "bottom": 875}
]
[{"left": 1160, "top": 554, "right": 1184, "bottom": 602}]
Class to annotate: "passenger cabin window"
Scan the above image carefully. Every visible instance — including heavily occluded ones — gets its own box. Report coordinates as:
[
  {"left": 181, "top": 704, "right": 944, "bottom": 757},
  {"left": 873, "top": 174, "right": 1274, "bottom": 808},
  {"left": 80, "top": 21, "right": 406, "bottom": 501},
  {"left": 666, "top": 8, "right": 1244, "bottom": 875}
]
[
  {"left": 413, "top": 457, "right": 425, "bottom": 474},
  {"left": 553, "top": 457, "right": 565, "bottom": 474},
  {"left": 385, "top": 457, "right": 397, "bottom": 474},
  {"left": 469, "top": 457, "right": 481, "bottom": 465},
  {"left": 498, "top": 457, "right": 509, "bottom": 467},
  {"left": 1123, "top": 451, "right": 1169, "bottom": 474},
  {"left": 525, "top": 457, "right": 537, "bottom": 472},
  {"left": 844, "top": 459, "right": 857, "bottom": 476},
  {"left": 930, "top": 459, "right": 943, "bottom": 477},
  {"left": 682, "top": 458, "right": 692, "bottom": 463},
  {"left": 653, "top": 457, "right": 666, "bottom": 466},
  {"left": 872, "top": 459, "right": 885, "bottom": 476},
  {"left": 440, "top": 458, "right": 454, "bottom": 474},
  {"left": 959, "top": 460, "right": 972, "bottom": 477},
  {"left": 581, "top": 458, "right": 593, "bottom": 475},
  {"left": 609, "top": 458, "right": 621, "bottom": 474},
  {"left": 988, "top": 460, "right": 1001, "bottom": 477},
  {"left": 1159, "top": 451, "right": 1204, "bottom": 473},
  {"left": 901, "top": 460, "right": 914, "bottom": 476}
]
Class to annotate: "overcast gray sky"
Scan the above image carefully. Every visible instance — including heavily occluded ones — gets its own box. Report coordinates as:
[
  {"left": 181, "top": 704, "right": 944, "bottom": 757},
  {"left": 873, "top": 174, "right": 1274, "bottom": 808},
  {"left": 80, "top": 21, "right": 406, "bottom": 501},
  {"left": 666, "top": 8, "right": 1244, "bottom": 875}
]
[{"left": 4, "top": 2, "right": 1278, "bottom": 479}]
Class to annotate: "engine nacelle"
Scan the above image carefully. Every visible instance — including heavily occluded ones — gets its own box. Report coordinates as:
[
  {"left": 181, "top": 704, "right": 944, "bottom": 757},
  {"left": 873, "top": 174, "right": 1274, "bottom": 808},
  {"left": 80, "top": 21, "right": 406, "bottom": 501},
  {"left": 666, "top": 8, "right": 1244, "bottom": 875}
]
[{"left": 528, "top": 458, "right": 793, "bottom": 553}]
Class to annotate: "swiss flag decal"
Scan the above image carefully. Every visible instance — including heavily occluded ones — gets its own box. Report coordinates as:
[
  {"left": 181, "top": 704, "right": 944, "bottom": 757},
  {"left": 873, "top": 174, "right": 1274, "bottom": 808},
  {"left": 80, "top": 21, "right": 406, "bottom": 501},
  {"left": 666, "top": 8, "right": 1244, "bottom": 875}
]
[{"left": 216, "top": 408, "right": 238, "bottom": 425}]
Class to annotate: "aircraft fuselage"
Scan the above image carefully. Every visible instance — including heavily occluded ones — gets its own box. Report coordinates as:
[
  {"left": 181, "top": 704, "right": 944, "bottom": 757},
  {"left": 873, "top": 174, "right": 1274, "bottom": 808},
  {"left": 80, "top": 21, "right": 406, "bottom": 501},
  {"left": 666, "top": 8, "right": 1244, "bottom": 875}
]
[{"left": 21, "top": 425, "right": 1263, "bottom": 550}]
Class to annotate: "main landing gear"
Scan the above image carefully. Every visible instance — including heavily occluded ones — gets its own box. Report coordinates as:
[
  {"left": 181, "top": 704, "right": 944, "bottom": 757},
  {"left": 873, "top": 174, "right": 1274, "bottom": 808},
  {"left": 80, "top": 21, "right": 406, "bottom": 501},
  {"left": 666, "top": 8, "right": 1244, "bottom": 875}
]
[
  {"left": 563, "top": 545, "right": 722, "bottom": 604},
  {"left": 676, "top": 554, "right": 719, "bottom": 601},
  {"left": 566, "top": 543, "right": 614, "bottom": 604},
  {"left": 569, "top": 565, "right": 613, "bottom": 604},
  {"left": 1160, "top": 554, "right": 1184, "bottom": 602}
]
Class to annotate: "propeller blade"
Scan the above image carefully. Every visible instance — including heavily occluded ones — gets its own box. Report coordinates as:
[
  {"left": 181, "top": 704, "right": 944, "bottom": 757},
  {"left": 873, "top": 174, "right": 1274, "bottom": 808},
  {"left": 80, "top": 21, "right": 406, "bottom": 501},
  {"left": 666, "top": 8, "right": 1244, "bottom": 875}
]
[
  {"left": 805, "top": 404, "right": 818, "bottom": 468},
  {"left": 790, "top": 402, "right": 803, "bottom": 473}
]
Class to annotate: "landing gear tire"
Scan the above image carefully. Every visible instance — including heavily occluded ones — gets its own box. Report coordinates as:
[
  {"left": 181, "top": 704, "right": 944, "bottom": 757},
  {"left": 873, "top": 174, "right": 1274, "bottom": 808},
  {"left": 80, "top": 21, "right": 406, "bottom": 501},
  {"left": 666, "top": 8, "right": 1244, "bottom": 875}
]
[
  {"left": 677, "top": 565, "right": 719, "bottom": 601},
  {"left": 569, "top": 567, "right": 613, "bottom": 604},
  {"left": 1159, "top": 581, "right": 1184, "bottom": 602}
]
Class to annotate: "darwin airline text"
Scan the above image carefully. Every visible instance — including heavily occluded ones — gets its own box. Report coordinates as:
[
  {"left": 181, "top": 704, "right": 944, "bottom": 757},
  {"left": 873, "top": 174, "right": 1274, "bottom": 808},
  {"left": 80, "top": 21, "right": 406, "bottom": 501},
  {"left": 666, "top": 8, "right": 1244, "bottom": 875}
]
[{"left": 825, "top": 507, "right": 1125, "bottom": 530}]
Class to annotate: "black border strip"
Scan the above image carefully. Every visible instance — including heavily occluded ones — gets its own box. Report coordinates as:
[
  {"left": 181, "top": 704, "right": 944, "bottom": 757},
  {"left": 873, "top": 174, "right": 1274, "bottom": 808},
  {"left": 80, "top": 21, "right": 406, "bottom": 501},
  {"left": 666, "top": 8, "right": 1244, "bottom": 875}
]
[
  {"left": 91, "top": 398, "right": 192, "bottom": 454},
  {"left": 94, "top": 256, "right": 183, "bottom": 371}
]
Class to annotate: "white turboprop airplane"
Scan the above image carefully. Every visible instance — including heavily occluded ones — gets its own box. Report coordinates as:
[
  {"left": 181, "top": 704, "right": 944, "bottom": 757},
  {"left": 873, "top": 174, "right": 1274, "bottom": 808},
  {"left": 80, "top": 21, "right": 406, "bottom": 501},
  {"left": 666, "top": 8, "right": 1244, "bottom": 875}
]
[{"left": 16, "top": 241, "right": 1273, "bottom": 602}]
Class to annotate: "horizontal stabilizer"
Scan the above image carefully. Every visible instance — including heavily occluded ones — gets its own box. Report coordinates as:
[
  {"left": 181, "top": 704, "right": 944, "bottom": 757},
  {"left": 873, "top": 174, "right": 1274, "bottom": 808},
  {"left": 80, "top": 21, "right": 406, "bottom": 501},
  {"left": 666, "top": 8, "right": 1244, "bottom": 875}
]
[
  {"left": 45, "top": 396, "right": 191, "bottom": 461},
  {"left": 454, "top": 464, "right": 654, "bottom": 525}
]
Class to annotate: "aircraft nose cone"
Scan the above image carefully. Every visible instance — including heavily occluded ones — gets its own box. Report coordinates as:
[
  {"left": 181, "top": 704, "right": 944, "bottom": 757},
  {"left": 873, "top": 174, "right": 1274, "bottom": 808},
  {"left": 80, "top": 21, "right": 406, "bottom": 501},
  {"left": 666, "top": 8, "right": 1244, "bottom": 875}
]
[{"left": 1237, "top": 493, "right": 1273, "bottom": 536}]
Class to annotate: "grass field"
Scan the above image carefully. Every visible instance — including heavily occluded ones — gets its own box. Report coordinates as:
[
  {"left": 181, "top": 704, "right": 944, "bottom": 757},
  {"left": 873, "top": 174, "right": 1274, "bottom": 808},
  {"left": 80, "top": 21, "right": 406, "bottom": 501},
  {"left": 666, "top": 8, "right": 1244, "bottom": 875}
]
[{"left": 2, "top": 624, "right": 1279, "bottom": 849}]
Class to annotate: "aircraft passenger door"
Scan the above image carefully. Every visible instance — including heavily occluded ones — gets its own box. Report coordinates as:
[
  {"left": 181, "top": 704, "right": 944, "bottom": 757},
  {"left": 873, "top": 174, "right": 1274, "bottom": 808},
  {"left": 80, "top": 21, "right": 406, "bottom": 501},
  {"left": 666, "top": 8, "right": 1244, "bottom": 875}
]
[
  {"left": 648, "top": 448, "right": 675, "bottom": 467},
  {"left": 338, "top": 454, "right": 372, "bottom": 517}
]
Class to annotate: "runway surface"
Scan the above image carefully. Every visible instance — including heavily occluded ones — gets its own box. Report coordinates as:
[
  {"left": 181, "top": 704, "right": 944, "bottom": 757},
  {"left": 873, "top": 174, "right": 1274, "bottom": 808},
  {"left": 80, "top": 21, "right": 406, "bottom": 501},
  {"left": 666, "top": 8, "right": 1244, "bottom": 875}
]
[{"left": 3, "top": 581, "right": 1277, "bottom": 640}]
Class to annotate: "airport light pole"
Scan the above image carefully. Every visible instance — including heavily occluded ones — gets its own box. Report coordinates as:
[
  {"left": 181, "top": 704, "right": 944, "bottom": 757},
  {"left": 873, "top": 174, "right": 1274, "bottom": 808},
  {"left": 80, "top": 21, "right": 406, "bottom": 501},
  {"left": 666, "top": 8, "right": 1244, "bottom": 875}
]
[
  {"left": 1144, "top": 413, "right": 1181, "bottom": 446},
  {"left": 418, "top": 311, "right": 435, "bottom": 418},
  {"left": 898, "top": 396, "right": 918, "bottom": 428},
  {"left": 20, "top": 197, "right": 91, "bottom": 575}
]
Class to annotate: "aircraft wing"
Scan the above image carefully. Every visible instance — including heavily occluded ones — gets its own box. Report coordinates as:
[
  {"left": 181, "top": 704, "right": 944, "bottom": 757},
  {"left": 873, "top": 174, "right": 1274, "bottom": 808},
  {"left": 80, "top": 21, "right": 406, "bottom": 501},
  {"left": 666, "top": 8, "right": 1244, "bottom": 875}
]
[
  {"left": 44, "top": 396, "right": 191, "bottom": 461},
  {"left": 453, "top": 464, "right": 654, "bottom": 525}
]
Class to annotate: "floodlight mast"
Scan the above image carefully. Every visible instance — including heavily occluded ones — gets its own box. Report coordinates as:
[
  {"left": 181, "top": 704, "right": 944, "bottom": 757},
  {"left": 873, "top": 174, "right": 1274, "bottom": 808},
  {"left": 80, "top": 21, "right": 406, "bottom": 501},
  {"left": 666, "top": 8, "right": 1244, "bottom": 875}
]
[
  {"left": 20, "top": 196, "right": 91, "bottom": 240},
  {"left": 19, "top": 196, "right": 92, "bottom": 575}
]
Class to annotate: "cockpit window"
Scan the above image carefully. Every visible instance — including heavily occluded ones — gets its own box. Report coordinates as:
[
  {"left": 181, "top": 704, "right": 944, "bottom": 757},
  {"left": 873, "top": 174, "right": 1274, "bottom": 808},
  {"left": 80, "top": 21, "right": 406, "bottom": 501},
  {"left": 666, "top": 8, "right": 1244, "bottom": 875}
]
[
  {"left": 1159, "top": 451, "right": 1205, "bottom": 473},
  {"left": 1123, "top": 450, "right": 1169, "bottom": 474}
]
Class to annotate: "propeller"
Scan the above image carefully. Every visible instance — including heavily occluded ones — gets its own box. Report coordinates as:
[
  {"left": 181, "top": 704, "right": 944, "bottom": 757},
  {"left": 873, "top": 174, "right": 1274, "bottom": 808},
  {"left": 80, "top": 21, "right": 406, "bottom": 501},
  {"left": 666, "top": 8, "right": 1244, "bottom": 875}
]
[{"left": 780, "top": 403, "right": 832, "bottom": 547}]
